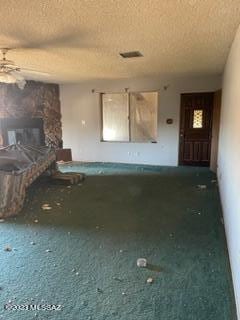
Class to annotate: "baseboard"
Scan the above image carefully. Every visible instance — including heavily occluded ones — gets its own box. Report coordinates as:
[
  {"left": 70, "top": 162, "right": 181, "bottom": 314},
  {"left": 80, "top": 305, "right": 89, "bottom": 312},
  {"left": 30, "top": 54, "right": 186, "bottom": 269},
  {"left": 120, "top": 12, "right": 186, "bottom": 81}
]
[{"left": 229, "top": 255, "right": 240, "bottom": 319}]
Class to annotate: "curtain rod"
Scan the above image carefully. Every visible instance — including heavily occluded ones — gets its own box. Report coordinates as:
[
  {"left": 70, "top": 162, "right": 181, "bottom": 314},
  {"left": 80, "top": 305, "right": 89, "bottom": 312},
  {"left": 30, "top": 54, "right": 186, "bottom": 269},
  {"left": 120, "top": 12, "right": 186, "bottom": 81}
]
[{"left": 91, "top": 87, "right": 168, "bottom": 94}]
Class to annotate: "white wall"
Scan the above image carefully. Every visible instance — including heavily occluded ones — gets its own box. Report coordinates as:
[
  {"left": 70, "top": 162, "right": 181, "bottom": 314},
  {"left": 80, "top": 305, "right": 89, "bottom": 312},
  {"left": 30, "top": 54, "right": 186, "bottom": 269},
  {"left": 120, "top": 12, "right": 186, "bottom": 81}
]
[
  {"left": 60, "top": 75, "right": 221, "bottom": 166},
  {"left": 218, "top": 25, "right": 240, "bottom": 318}
]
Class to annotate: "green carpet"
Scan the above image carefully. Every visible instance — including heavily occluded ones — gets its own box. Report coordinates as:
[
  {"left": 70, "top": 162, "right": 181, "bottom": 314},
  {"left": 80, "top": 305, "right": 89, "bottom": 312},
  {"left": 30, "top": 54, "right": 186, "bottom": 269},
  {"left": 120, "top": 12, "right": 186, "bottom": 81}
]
[{"left": 0, "top": 163, "right": 236, "bottom": 320}]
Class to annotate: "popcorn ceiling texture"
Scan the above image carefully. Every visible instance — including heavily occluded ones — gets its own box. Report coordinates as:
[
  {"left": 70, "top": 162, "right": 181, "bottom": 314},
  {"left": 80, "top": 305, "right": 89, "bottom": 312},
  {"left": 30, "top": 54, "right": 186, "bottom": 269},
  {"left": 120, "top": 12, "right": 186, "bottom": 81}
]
[
  {"left": 0, "top": 0, "right": 240, "bottom": 82},
  {"left": 0, "top": 81, "right": 62, "bottom": 147}
]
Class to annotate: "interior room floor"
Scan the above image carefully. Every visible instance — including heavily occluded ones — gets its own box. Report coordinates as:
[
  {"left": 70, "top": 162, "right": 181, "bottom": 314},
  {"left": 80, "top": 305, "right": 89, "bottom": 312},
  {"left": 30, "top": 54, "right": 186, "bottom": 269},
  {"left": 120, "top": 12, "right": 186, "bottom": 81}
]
[{"left": 0, "top": 163, "right": 236, "bottom": 320}]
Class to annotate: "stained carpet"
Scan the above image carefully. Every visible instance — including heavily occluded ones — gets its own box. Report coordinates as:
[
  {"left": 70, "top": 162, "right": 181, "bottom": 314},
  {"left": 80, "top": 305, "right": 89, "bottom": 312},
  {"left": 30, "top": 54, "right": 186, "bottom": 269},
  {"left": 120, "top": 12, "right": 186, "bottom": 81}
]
[{"left": 0, "top": 163, "right": 236, "bottom": 320}]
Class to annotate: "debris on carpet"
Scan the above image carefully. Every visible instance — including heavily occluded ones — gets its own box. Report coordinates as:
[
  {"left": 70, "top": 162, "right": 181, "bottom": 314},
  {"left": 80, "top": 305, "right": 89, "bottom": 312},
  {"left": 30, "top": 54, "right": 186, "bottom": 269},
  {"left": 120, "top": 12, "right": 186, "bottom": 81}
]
[
  {"left": 4, "top": 245, "right": 12, "bottom": 252},
  {"left": 41, "top": 203, "right": 52, "bottom": 211},
  {"left": 197, "top": 184, "right": 207, "bottom": 189},
  {"left": 113, "top": 277, "right": 123, "bottom": 282},
  {"left": 57, "top": 160, "right": 72, "bottom": 165},
  {"left": 137, "top": 258, "right": 147, "bottom": 268},
  {"left": 146, "top": 277, "right": 154, "bottom": 284}
]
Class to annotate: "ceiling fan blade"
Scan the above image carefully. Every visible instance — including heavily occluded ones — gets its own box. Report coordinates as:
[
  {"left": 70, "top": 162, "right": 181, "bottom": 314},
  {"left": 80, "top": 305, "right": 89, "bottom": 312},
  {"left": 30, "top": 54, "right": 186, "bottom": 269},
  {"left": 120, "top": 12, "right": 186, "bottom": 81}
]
[
  {"left": 19, "top": 68, "right": 51, "bottom": 76},
  {"left": 1, "top": 29, "right": 95, "bottom": 50},
  {"left": 0, "top": 60, "right": 15, "bottom": 67}
]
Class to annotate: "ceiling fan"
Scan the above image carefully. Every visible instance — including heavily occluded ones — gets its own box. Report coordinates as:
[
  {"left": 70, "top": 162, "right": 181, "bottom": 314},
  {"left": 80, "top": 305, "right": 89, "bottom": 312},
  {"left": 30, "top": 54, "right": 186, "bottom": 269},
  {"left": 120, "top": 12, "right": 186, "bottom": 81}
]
[{"left": 0, "top": 48, "right": 49, "bottom": 89}]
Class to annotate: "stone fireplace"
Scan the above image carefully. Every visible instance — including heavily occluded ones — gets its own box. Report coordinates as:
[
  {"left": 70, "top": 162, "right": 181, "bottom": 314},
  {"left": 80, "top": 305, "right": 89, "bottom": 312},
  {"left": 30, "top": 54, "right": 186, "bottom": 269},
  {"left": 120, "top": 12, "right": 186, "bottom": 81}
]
[{"left": 0, "top": 80, "right": 62, "bottom": 148}]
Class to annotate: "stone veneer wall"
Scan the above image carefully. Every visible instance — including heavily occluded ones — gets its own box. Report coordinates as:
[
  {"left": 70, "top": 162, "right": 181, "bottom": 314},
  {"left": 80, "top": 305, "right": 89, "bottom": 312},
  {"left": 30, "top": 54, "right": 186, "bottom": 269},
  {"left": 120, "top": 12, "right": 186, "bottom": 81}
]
[{"left": 0, "top": 80, "right": 62, "bottom": 148}]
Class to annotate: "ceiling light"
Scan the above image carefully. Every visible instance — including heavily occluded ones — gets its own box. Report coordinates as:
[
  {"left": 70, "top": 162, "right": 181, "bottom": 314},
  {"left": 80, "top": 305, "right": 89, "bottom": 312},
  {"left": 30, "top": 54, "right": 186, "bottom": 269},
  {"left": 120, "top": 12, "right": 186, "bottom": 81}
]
[
  {"left": 0, "top": 72, "right": 26, "bottom": 89},
  {"left": 119, "top": 51, "right": 143, "bottom": 58},
  {"left": 0, "top": 72, "right": 16, "bottom": 84}
]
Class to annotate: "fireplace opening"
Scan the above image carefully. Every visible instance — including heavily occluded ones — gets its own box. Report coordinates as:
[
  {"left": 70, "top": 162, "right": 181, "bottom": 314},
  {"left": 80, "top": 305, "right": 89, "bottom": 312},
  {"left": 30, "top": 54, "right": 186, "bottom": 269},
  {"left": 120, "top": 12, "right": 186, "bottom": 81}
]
[
  {"left": 0, "top": 118, "right": 45, "bottom": 146},
  {"left": 8, "top": 128, "right": 42, "bottom": 145}
]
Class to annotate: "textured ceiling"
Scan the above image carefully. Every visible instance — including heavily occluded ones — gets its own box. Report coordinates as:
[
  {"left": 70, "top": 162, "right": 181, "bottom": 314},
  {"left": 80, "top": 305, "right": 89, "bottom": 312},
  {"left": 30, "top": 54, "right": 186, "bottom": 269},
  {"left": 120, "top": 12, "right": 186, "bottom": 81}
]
[{"left": 0, "top": 0, "right": 240, "bottom": 83}]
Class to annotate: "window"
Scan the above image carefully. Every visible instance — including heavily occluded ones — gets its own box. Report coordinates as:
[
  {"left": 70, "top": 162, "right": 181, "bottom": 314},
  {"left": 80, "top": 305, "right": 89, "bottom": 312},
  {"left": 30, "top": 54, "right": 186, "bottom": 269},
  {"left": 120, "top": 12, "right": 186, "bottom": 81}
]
[
  {"left": 101, "top": 92, "right": 158, "bottom": 142},
  {"left": 193, "top": 109, "right": 203, "bottom": 128},
  {"left": 102, "top": 93, "right": 129, "bottom": 141}
]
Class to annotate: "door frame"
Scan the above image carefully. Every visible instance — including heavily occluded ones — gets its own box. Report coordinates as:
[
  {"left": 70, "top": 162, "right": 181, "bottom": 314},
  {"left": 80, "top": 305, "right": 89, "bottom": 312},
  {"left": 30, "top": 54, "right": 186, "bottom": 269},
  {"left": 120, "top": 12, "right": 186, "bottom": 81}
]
[{"left": 210, "top": 90, "right": 222, "bottom": 172}]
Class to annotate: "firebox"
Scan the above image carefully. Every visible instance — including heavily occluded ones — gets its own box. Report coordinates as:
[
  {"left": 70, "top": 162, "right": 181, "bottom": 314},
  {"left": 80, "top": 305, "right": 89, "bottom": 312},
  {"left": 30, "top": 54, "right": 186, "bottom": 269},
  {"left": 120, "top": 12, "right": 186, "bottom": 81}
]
[{"left": 0, "top": 118, "right": 45, "bottom": 146}]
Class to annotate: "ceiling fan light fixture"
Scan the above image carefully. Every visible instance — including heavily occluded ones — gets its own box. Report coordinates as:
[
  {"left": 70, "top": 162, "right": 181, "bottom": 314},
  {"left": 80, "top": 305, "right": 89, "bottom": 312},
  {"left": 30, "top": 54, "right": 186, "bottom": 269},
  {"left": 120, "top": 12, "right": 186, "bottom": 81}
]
[
  {"left": 0, "top": 72, "right": 17, "bottom": 84},
  {"left": 0, "top": 71, "right": 26, "bottom": 89},
  {"left": 0, "top": 48, "right": 49, "bottom": 89}
]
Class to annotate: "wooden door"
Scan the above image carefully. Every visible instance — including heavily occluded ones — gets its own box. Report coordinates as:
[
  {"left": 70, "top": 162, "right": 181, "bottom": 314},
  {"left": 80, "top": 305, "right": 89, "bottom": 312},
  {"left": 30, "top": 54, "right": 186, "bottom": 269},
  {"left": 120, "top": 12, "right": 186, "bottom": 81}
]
[{"left": 179, "top": 92, "right": 214, "bottom": 166}]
